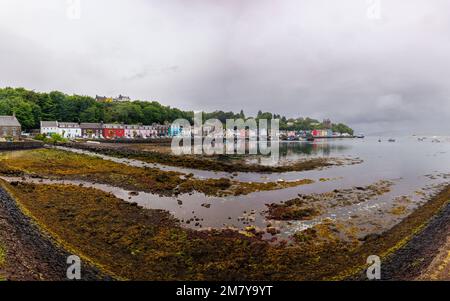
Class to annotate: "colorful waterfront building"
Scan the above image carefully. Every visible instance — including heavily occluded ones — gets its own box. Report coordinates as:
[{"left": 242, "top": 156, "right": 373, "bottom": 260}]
[
  {"left": 180, "top": 125, "right": 192, "bottom": 137},
  {"left": 168, "top": 124, "right": 181, "bottom": 137},
  {"left": 327, "top": 129, "right": 333, "bottom": 137},
  {"left": 102, "top": 124, "right": 125, "bottom": 139},
  {"left": 40, "top": 121, "right": 59, "bottom": 136},
  {"left": 138, "top": 125, "right": 157, "bottom": 138},
  {"left": 169, "top": 124, "right": 192, "bottom": 137},
  {"left": 311, "top": 129, "right": 331, "bottom": 137},
  {"left": 58, "top": 122, "right": 82, "bottom": 139},
  {"left": 153, "top": 123, "right": 170, "bottom": 137},
  {"left": 80, "top": 123, "right": 103, "bottom": 139},
  {"left": 124, "top": 124, "right": 141, "bottom": 138}
]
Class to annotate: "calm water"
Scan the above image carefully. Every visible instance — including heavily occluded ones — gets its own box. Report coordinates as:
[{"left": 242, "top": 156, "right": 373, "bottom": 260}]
[{"left": 31, "top": 137, "right": 450, "bottom": 239}]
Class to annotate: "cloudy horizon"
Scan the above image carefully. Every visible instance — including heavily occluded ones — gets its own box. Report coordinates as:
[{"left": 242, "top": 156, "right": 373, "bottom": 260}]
[{"left": 1, "top": 0, "right": 450, "bottom": 135}]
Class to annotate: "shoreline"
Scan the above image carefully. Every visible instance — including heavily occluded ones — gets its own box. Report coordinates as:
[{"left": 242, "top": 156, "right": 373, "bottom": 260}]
[
  {"left": 380, "top": 197, "right": 450, "bottom": 280},
  {"left": 0, "top": 144, "right": 448, "bottom": 280},
  {"left": 0, "top": 186, "right": 110, "bottom": 280},
  {"left": 62, "top": 141, "right": 359, "bottom": 173},
  {"left": 0, "top": 148, "right": 320, "bottom": 197},
  {"left": 1, "top": 178, "right": 448, "bottom": 280},
  {"left": 347, "top": 185, "right": 450, "bottom": 280}
]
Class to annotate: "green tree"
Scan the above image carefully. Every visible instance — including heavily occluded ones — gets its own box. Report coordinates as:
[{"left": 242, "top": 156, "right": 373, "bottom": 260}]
[
  {"left": 0, "top": 87, "right": 354, "bottom": 134},
  {"left": 0, "top": 97, "right": 40, "bottom": 129}
]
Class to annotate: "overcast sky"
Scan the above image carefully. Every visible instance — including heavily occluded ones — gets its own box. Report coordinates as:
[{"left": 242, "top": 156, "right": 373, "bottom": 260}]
[{"left": 1, "top": 0, "right": 450, "bottom": 135}]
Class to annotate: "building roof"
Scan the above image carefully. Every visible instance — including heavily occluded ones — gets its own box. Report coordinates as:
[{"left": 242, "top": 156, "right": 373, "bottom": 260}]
[
  {"left": 80, "top": 123, "right": 102, "bottom": 129},
  {"left": 153, "top": 123, "right": 170, "bottom": 128},
  {"left": 103, "top": 123, "right": 124, "bottom": 129},
  {"left": 59, "top": 122, "right": 80, "bottom": 128},
  {"left": 0, "top": 115, "right": 21, "bottom": 127},
  {"left": 41, "top": 121, "right": 58, "bottom": 128},
  {"left": 124, "top": 124, "right": 141, "bottom": 129}
]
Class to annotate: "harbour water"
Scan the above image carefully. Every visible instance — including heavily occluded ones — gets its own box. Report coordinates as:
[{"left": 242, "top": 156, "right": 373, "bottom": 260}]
[{"left": 14, "top": 136, "right": 450, "bottom": 240}]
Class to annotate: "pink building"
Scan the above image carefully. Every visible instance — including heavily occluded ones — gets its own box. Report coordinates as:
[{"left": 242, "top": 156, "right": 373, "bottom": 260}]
[
  {"left": 139, "top": 125, "right": 157, "bottom": 138},
  {"left": 124, "top": 125, "right": 141, "bottom": 138},
  {"left": 287, "top": 131, "right": 296, "bottom": 137}
]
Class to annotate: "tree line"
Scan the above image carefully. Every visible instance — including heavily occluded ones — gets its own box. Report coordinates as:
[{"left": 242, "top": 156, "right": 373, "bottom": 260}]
[
  {"left": 0, "top": 87, "right": 353, "bottom": 134},
  {"left": 0, "top": 87, "right": 193, "bottom": 130}
]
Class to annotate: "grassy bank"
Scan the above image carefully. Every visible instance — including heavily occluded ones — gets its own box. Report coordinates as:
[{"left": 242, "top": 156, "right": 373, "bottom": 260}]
[
  {"left": 2, "top": 180, "right": 449, "bottom": 280},
  {"left": 0, "top": 149, "right": 314, "bottom": 197}
]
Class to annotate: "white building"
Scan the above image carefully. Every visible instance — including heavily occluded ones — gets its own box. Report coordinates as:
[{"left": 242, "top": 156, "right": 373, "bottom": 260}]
[
  {"left": 113, "top": 94, "right": 131, "bottom": 102},
  {"left": 40, "top": 121, "right": 59, "bottom": 136},
  {"left": 180, "top": 125, "right": 192, "bottom": 137},
  {"left": 58, "top": 122, "right": 82, "bottom": 139}
]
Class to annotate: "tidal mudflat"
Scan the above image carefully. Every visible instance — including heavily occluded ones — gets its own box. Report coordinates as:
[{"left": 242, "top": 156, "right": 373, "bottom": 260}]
[
  {"left": 0, "top": 148, "right": 316, "bottom": 197},
  {"left": 1, "top": 136, "right": 450, "bottom": 280}
]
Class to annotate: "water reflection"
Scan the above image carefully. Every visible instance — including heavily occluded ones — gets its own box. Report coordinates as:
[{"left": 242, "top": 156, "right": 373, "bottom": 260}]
[
  {"left": 47, "top": 137, "right": 450, "bottom": 241},
  {"left": 278, "top": 140, "right": 351, "bottom": 157}
]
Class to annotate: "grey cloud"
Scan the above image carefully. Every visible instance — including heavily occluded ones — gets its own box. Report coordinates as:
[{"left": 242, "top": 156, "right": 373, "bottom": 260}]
[{"left": 1, "top": 0, "right": 450, "bottom": 135}]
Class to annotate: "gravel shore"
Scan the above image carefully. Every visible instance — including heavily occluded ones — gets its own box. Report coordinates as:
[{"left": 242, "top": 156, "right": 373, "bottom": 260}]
[
  {"left": 378, "top": 201, "right": 450, "bottom": 280},
  {"left": 0, "top": 187, "right": 110, "bottom": 280}
]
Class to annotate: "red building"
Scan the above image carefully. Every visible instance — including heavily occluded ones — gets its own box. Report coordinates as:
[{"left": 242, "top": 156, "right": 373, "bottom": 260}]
[{"left": 102, "top": 123, "right": 125, "bottom": 139}]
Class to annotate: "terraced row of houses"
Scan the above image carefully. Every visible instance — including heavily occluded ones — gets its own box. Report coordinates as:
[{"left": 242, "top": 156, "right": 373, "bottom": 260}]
[
  {"left": 39, "top": 121, "right": 273, "bottom": 140},
  {"left": 40, "top": 121, "right": 178, "bottom": 139},
  {"left": 280, "top": 129, "right": 352, "bottom": 139}
]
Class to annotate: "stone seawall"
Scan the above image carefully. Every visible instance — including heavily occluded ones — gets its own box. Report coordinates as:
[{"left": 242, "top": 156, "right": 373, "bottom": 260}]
[
  {"left": 0, "top": 141, "right": 44, "bottom": 151},
  {"left": 80, "top": 138, "right": 173, "bottom": 145}
]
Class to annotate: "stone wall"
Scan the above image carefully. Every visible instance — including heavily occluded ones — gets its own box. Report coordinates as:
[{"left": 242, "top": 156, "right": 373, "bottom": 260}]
[{"left": 0, "top": 141, "right": 44, "bottom": 150}]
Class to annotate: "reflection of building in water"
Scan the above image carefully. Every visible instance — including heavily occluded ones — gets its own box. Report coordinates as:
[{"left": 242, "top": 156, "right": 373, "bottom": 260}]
[
  {"left": 279, "top": 141, "right": 351, "bottom": 157},
  {"left": 311, "top": 129, "right": 333, "bottom": 137}
]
